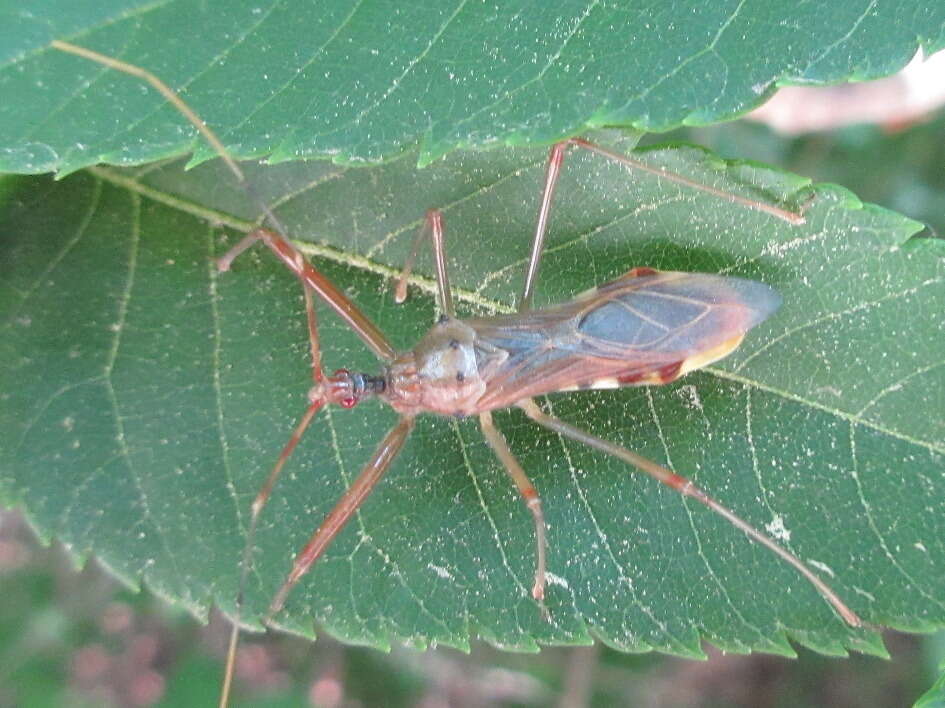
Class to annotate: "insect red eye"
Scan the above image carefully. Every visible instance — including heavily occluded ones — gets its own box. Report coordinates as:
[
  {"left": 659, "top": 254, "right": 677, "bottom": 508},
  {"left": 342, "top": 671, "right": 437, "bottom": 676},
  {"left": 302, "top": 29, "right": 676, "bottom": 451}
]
[
  {"left": 340, "top": 397, "right": 357, "bottom": 409},
  {"left": 332, "top": 368, "right": 350, "bottom": 378}
]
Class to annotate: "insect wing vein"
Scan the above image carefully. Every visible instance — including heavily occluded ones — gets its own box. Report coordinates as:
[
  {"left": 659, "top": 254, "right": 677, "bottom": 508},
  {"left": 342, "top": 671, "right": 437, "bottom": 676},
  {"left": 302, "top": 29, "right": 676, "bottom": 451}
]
[{"left": 468, "top": 271, "right": 780, "bottom": 410}]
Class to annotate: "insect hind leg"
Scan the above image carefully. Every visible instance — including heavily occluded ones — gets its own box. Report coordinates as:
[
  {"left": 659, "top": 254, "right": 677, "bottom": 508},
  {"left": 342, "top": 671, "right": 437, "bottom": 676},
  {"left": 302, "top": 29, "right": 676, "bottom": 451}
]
[{"left": 517, "top": 397, "right": 864, "bottom": 629}]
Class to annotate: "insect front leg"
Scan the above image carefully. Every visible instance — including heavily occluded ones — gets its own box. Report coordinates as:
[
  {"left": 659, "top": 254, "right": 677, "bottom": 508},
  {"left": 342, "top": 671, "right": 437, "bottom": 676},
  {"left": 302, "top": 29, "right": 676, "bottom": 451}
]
[
  {"left": 516, "top": 398, "right": 864, "bottom": 629},
  {"left": 219, "top": 227, "right": 396, "bottom": 362},
  {"left": 267, "top": 415, "right": 416, "bottom": 619}
]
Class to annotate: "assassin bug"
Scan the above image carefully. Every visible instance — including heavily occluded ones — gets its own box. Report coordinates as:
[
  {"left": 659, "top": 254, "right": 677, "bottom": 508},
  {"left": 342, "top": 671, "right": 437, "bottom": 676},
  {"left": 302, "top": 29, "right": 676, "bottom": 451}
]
[{"left": 50, "top": 40, "right": 864, "bottom": 708}]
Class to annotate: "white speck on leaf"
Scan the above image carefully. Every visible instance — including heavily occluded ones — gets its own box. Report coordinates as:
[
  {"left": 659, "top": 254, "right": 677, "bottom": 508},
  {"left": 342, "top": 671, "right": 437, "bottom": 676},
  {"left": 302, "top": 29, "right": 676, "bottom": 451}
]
[
  {"left": 677, "top": 384, "right": 703, "bottom": 411},
  {"left": 428, "top": 563, "right": 452, "bottom": 580},
  {"left": 546, "top": 572, "right": 570, "bottom": 590},
  {"left": 765, "top": 514, "right": 791, "bottom": 542},
  {"left": 808, "top": 560, "right": 835, "bottom": 578}
]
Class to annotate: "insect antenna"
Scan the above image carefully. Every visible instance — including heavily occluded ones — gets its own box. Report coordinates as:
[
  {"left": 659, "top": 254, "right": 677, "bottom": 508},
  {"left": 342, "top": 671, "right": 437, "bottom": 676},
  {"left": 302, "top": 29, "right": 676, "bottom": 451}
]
[{"left": 48, "top": 41, "right": 288, "bottom": 238}]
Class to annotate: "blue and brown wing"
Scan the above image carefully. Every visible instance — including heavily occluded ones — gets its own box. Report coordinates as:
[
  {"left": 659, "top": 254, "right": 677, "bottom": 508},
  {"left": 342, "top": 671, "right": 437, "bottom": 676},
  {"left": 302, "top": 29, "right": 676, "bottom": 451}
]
[{"left": 466, "top": 268, "right": 780, "bottom": 411}]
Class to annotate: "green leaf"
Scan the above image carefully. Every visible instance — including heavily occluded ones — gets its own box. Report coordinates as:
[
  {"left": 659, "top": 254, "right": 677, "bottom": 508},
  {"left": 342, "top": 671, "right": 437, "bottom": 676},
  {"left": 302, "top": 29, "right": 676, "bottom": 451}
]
[
  {"left": 2, "top": 0, "right": 944, "bottom": 173},
  {"left": 917, "top": 667, "right": 945, "bottom": 708},
  {"left": 917, "top": 632, "right": 945, "bottom": 708},
  {"left": 2, "top": 135, "right": 942, "bottom": 656}
]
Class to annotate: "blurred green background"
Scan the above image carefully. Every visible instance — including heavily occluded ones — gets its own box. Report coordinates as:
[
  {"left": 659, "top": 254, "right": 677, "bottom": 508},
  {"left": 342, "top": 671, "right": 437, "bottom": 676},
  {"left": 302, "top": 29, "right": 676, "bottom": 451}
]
[{"left": 2, "top": 96, "right": 943, "bottom": 708}]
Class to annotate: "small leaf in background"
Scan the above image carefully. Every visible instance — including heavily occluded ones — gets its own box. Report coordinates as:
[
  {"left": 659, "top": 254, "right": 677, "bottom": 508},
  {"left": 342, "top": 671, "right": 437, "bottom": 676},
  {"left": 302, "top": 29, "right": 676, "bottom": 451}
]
[
  {"left": 915, "top": 630, "right": 945, "bottom": 708},
  {"left": 917, "top": 666, "right": 945, "bottom": 708}
]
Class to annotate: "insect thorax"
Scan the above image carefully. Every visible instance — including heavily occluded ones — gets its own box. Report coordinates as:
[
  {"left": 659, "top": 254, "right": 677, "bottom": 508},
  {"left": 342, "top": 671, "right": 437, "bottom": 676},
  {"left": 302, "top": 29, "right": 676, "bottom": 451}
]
[{"left": 385, "top": 318, "right": 505, "bottom": 417}]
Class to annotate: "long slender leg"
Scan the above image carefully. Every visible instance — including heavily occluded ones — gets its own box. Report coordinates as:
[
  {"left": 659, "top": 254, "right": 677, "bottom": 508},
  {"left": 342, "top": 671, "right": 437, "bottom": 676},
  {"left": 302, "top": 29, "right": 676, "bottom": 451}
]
[
  {"left": 427, "top": 210, "right": 453, "bottom": 317},
  {"left": 568, "top": 138, "right": 806, "bottom": 225},
  {"left": 302, "top": 274, "right": 322, "bottom": 382},
  {"left": 519, "top": 142, "right": 568, "bottom": 312},
  {"left": 517, "top": 398, "right": 863, "bottom": 628},
  {"left": 218, "top": 227, "right": 396, "bottom": 362},
  {"left": 267, "top": 415, "right": 416, "bottom": 619},
  {"left": 394, "top": 209, "right": 454, "bottom": 317},
  {"left": 393, "top": 215, "right": 432, "bottom": 304},
  {"left": 220, "top": 245, "right": 330, "bottom": 707},
  {"left": 479, "top": 411, "right": 547, "bottom": 603},
  {"left": 516, "top": 137, "right": 807, "bottom": 313},
  {"left": 220, "top": 398, "right": 325, "bottom": 708}
]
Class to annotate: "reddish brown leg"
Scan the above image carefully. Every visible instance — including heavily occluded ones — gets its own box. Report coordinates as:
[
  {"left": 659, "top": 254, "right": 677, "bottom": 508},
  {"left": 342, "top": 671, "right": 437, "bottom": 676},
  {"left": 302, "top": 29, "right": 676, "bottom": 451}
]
[
  {"left": 219, "top": 227, "right": 396, "bottom": 362},
  {"left": 267, "top": 414, "right": 416, "bottom": 618},
  {"left": 220, "top": 398, "right": 325, "bottom": 707},
  {"left": 517, "top": 137, "right": 807, "bottom": 313},
  {"left": 479, "top": 411, "right": 547, "bottom": 605},
  {"left": 394, "top": 209, "right": 454, "bottom": 317},
  {"left": 302, "top": 275, "right": 322, "bottom": 382},
  {"left": 517, "top": 398, "right": 863, "bottom": 628},
  {"left": 567, "top": 138, "right": 807, "bottom": 225},
  {"left": 393, "top": 216, "right": 548, "bottom": 607},
  {"left": 519, "top": 142, "right": 568, "bottom": 311}
]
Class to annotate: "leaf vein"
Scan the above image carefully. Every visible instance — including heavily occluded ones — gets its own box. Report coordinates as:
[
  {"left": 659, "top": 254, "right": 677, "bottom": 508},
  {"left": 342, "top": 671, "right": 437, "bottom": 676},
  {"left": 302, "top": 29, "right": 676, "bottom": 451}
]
[
  {"left": 645, "top": 387, "right": 764, "bottom": 644},
  {"left": 227, "top": 0, "right": 367, "bottom": 147},
  {"left": 101, "top": 190, "right": 188, "bottom": 600},
  {"left": 445, "top": 0, "right": 603, "bottom": 141},
  {"left": 847, "top": 421, "right": 945, "bottom": 613},
  {"left": 206, "top": 224, "right": 246, "bottom": 563},
  {"left": 2, "top": 175, "right": 101, "bottom": 330},
  {"left": 544, "top": 395, "right": 676, "bottom": 649}
]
